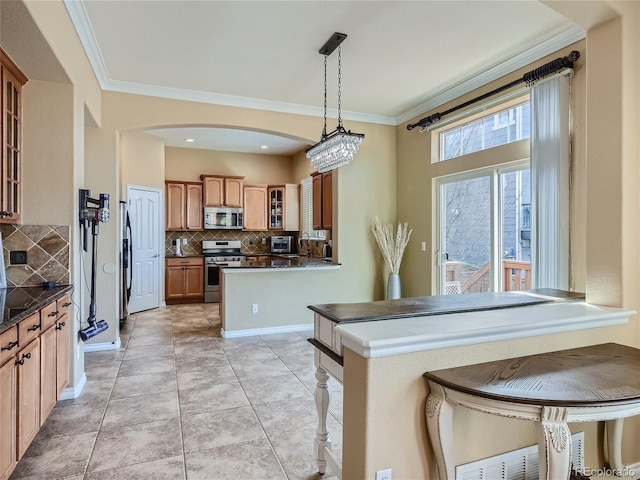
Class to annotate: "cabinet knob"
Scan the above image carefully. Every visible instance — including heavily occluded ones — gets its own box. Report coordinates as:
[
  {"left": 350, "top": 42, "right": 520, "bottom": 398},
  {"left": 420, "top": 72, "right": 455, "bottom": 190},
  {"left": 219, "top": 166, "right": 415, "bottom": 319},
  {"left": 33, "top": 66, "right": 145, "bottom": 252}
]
[
  {"left": 0, "top": 211, "right": 13, "bottom": 217},
  {"left": 62, "top": 302, "right": 72, "bottom": 308},
  {"left": 27, "top": 323, "right": 41, "bottom": 332},
  {"left": 1, "top": 340, "right": 18, "bottom": 352},
  {"left": 48, "top": 311, "right": 59, "bottom": 317}
]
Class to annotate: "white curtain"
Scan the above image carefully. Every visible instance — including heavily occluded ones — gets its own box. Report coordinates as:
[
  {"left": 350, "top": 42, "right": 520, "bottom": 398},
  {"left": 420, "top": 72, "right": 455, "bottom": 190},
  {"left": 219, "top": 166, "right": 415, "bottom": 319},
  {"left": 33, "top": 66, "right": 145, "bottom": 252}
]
[{"left": 530, "top": 74, "right": 571, "bottom": 289}]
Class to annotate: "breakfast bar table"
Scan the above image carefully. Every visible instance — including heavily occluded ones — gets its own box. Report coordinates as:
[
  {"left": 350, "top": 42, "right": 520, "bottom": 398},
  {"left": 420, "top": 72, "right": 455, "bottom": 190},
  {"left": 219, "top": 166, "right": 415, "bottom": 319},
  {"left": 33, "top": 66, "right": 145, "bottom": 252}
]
[{"left": 423, "top": 343, "right": 640, "bottom": 480}]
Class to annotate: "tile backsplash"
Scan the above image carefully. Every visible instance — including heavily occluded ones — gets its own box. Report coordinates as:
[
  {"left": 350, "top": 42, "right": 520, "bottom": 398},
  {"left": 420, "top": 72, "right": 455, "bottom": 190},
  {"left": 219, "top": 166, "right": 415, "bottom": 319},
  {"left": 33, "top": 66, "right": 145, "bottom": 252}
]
[
  {"left": 165, "top": 229, "right": 332, "bottom": 258},
  {"left": 1, "top": 224, "right": 70, "bottom": 287}
]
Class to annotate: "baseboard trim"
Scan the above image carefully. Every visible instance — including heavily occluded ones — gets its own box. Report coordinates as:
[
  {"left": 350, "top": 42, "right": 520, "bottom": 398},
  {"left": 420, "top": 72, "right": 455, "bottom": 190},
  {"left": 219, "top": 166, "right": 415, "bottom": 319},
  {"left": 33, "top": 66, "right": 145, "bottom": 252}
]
[
  {"left": 84, "top": 337, "right": 121, "bottom": 352},
  {"left": 222, "top": 323, "right": 313, "bottom": 338},
  {"left": 627, "top": 461, "right": 640, "bottom": 480},
  {"left": 58, "top": 372, "right": 86, "bottom": 400}
]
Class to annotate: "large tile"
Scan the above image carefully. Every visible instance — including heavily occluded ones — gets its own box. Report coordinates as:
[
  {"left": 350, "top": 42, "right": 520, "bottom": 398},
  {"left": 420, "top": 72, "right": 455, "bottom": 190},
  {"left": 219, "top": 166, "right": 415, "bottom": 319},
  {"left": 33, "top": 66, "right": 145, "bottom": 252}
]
[
  {"left": 111, "top": 370, "right": 178, "bottom": 399},
  {"left": 252, "top": 396, "right": 318, "bottom": 435},
  {"left": 57, "top": 380, "right": 113, "bottom": 407},
  {"left": 101, "top": 391, "right": 180, "bottom": 430},
  {"left": 10, "top": 431, "right": 97, "bottom": 479},
  {"left": 84, "top": 349, "right": 125, "bottom": 365},
  {"left": 85, "top": 455, "right": 185, "bottom": 480},
  {"left": 38, "top": 402, "right": 106, "bottom": 438},
  {"left": 184, "top": 438, "right": 287, "bottom": 480},
  {"left": 126, "top": 331, "right": 173, "bottom": 348},
  {"left": 84, "top": 362, "right": 120, "bottom": 382},
  {"left": 87, "top": 417, "right": 183, "bottom": 473},
  {"left": 240, "top": 372, "right": 311, "bottom": 405},
  {"left": 179, "top": 381, "right": 249, "bottom": 417},
  {"left": 123, "top": 343, "right": 175, "bottom": 361},
  {"left": 259, "top": 332, "right": 305, "bottom": 346},
  {"left": 117, "top": 354, "right": 176, "bottom": 377},
  {"left": 176, "top": 363, "right": 237, "bottom": 390},
  {"left": 182, "top": 405, "right": 265, "bottom": 453},
  {"left": 230, "top": 356, "right": 293, "bottom": 380}
]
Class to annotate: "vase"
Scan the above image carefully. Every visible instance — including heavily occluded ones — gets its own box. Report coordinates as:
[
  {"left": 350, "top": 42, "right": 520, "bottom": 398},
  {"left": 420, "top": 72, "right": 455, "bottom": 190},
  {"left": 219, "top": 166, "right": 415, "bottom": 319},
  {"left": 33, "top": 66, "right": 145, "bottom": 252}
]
[{"left": 387, "top": 273, "right": 401, "bottom": 300}]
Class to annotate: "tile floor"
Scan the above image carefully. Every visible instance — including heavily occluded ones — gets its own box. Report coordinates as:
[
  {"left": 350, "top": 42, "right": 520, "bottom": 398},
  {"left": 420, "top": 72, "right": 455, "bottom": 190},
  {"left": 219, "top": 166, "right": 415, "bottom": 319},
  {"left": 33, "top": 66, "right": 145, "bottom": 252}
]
[{"left": 10, "top": 304, "right": 343, "bottom": 479}]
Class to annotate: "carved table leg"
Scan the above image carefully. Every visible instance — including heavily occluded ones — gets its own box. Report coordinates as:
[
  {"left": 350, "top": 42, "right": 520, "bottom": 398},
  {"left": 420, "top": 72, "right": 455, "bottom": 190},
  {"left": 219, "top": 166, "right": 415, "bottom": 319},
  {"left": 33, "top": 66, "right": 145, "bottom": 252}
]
[
  {"left": 314, "top": 366, "right": 332, "bottom": 474},
  {"left": 426, "top": 381, "right": 455, "bottom": 480},
  {"left": 605, "top": 418, "right": 624, "bottom": 470},
  {"left": 536, "top": 406, "right": 572, "bottom": 480}
]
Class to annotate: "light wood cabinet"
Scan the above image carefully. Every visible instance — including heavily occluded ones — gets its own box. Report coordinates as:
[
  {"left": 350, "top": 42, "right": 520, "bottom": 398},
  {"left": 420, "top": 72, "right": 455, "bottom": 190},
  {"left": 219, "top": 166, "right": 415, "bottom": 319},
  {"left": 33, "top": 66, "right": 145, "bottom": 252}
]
[
  {"left": 0, "top": 48, "right": 28, "bottom": 224},
  {"left": 39, "top": 326, "right": 56, "bottom": 426},
  {"left": 0, "top": 357, "right": 16, "bottom": 480},
  {"left": 0, "top": 295, "right": 70, "bottom": 480},
  {"left": 165, "top": 181, "right": 203, "bottom": 231},
  {"left": 201, "top": 175, "right": 244, "bottom": 207},
  {"left": 166, "top": 257, "right": 204, "bottom": 304},
  {"left": 243, "top": 185, "right": 268, "bottom": 231},
  {"left": 312, "top": 171, "right": 332, "bottom": 230},
  {"left": 16, "top": 337, "right": 40, "bottom": 460},
  {"left": 268, "top": 184, "right": 299, "bottom": 231}
]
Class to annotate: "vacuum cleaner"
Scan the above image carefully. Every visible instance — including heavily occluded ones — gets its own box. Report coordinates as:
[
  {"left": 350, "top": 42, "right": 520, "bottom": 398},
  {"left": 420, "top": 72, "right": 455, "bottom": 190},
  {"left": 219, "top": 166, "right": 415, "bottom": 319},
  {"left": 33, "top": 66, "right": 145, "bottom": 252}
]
[{"left": 79, "top": 189, "right": 110, "bottom": 342}]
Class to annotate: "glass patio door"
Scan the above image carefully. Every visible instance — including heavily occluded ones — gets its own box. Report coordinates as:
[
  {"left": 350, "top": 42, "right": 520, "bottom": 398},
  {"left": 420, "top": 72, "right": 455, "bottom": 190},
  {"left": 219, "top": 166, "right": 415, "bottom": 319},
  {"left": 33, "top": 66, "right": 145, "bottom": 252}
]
[{"left": 436, "top": 164, "right": 530, "bottom": 294}]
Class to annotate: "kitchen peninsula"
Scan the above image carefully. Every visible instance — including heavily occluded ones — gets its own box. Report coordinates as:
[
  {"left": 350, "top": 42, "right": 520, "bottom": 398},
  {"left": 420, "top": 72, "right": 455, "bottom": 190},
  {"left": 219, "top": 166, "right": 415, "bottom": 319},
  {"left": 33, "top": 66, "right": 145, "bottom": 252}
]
[
  {"left": 307, "top": 290, "right": 636, "bottom": 479},
  {"left": 219, "top": 256, "right": 340, "bottom": 337}
]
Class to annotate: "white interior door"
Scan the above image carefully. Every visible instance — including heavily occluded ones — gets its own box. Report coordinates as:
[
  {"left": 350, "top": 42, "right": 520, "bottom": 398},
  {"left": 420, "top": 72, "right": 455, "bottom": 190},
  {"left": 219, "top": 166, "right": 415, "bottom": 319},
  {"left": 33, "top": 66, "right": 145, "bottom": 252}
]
[{"left": 127, "top": 186, "right": 162, "bottom": 313}]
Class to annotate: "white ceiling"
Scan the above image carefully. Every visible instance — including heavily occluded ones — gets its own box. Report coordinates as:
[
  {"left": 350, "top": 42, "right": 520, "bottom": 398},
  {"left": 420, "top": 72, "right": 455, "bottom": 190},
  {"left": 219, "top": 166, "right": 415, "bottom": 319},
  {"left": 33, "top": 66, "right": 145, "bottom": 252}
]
[{"left": 62, "top": 0, "right": 594, "bottom": 155}]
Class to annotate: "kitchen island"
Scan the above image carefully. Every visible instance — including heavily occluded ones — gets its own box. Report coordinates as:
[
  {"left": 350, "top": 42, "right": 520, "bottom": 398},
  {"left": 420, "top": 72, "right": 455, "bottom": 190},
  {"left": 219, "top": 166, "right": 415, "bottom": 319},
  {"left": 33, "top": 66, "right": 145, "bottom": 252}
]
[
  {"left": 219, "top": 256, "right": 340, "bottom": 337},
  {"left": 307, "top": 291, "right": 637, "bottom": 479}
]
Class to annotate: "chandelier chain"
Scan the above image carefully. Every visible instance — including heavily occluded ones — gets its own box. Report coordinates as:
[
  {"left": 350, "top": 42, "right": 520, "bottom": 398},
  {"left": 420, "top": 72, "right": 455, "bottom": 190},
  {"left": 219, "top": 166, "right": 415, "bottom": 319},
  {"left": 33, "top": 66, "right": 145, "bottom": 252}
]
[
  {"left": 337, "top": 45, "right": 342, "bottom": 127},
  {"left": 323, "top": 54, "right": 328, "bottom": 138}
]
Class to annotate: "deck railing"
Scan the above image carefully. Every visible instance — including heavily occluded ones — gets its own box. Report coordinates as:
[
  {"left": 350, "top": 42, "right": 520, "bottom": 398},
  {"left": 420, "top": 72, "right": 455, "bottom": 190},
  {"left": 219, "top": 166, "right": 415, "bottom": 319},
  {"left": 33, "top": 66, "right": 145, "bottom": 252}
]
[{"left": 445, "top": 260, "right": 531, "bottom": 293}]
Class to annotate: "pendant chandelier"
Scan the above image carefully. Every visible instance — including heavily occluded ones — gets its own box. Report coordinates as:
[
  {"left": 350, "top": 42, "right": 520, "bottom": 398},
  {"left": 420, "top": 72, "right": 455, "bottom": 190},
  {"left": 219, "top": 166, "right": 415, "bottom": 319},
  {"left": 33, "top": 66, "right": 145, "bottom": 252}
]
[{"left": 306, "top": 32, "right": 364, "bottom": 173}]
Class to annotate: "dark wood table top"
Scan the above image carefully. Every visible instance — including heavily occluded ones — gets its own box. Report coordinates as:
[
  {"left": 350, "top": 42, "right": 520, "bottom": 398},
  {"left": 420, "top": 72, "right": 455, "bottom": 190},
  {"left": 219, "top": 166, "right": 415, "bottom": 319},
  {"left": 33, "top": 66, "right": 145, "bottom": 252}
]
[
  {"left": 308, "top": 289, "right": 585, "bottom": 324},
  {"left": 424, "top": 343, "right": 640, "bottom": 407}
]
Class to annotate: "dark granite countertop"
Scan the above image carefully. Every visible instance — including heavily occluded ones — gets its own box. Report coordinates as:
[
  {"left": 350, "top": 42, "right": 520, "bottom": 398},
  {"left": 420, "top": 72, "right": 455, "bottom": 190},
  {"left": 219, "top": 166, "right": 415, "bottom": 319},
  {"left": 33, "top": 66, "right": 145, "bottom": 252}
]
[
  {"left": 227, "top": 255, "right": 339, "bottom": 269},
  {"left": 308, "top": 289, "right": 585, "bottom": 324},
  {"left": 0, "top": 285, "right": 74, "bottom": 334}
]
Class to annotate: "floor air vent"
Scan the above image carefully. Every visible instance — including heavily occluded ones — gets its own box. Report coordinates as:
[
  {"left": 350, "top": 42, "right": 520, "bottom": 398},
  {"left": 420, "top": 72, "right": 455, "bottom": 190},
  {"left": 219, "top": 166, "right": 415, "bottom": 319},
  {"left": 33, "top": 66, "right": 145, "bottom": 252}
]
[{"left": 456, "top": 431, "right": 584, "bottom": 480}]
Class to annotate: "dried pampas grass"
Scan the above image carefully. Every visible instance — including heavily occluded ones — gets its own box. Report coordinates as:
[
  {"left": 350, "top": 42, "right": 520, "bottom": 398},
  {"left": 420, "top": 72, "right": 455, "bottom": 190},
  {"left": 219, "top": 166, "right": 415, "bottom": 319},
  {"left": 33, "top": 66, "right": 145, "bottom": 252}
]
[{"left": 371, "top": 216, "right": 413, "bottom": 274}]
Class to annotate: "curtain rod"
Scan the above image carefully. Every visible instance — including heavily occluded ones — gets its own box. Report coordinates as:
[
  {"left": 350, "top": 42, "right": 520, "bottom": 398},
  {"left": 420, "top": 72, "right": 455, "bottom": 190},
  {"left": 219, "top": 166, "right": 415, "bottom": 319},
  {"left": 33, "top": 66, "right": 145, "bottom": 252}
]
[{"left": 406, "top": 50, "right": 581, "bottom": 132}]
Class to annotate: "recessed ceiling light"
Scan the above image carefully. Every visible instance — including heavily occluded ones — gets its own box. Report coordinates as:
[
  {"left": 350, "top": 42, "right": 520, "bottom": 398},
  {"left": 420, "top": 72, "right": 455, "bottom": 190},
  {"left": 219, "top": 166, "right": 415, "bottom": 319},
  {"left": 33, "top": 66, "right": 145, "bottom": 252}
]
[
  {"left": 185, "top": 138, "right": 195, "bottom": 143},
  {"left": 260, "top": 145, "right": 268, "bottom": 149}
]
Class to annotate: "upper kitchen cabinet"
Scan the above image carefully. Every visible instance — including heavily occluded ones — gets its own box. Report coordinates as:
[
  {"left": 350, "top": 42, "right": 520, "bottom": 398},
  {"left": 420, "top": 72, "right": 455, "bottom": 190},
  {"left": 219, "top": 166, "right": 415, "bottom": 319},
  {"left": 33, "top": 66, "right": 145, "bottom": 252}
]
[
  {"left": 201, "top": 175, "right": 244, "bottom": 208},
  {"left": 0, "top": 49, "right": 28, "bottom": 224},
  {"left": 165, "top": 181, "right": 203, "bottom": 231},
  {"left": 312, "top": 171, "right": 332, "bottom": 230},
  {"left": 268, "top": 184, "right": 299, "bottom": 231},
  {"left": 243, "top": 184, "right": 268, "bottom": 231}
]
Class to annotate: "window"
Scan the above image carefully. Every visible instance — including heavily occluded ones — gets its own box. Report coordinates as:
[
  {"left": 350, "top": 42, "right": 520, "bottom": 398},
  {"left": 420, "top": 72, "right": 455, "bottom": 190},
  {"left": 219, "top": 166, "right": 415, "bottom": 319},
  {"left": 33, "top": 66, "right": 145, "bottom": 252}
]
[
  {"left": 439, "top": 102, "right": 530, "bottom": 161},
  {"left": 300, "top": 177, "right": 325, "bottom": 240}
]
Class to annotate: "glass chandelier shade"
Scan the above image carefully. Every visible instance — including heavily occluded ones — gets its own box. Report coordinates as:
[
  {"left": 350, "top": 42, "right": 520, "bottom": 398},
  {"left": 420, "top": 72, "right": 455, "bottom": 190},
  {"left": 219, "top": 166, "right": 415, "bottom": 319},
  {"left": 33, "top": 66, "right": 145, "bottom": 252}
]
[{"left": 307, "top": 34, "right": 364, "bottom": 173}]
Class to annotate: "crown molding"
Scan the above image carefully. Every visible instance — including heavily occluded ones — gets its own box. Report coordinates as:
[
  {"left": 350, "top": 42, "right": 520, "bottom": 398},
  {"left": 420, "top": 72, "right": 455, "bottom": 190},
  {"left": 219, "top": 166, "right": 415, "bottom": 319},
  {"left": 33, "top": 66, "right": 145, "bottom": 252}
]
[
  {"left": 63, "top": 0, "right": 110, "bottom": 85},
  {"left": 394, "top": 25, "right": 585, "bottom": 126}
]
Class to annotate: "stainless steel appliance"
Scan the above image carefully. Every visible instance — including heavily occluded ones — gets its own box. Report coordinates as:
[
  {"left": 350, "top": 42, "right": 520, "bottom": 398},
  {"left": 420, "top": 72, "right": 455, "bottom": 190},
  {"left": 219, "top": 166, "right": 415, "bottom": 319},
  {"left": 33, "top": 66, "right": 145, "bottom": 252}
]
[
  {"left": 204, "top": 207, "right": 243, "bottom": 230},
  {"left": 119, "top": 201, "right": 132, "bottom": 327},
  {"left": 270, "top": 235, "right": 294, "bottom": 254},
  {"left": 203, "top": 240, "right": 244, "bottom": 303}
]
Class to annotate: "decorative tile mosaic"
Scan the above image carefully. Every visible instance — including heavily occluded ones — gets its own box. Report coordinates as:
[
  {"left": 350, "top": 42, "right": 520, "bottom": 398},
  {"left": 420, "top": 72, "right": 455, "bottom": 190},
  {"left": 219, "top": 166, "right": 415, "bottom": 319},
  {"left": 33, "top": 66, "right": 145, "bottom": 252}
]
[{"left": 1, "top": 224, "right": 70, "bottom": 287}]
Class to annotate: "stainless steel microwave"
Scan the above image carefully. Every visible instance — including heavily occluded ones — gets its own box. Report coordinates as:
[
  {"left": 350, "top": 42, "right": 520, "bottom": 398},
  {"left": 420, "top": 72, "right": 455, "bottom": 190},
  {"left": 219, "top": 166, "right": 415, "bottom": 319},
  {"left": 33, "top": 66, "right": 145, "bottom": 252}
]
[{"left": 204, "top": 207, "right": 243, "bottom": 229}]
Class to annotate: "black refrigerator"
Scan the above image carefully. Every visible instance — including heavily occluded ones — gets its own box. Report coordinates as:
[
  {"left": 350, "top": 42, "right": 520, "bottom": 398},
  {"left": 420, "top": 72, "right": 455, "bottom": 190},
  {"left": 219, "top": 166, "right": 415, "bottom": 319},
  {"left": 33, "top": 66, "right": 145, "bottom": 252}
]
[{"left": 119, "top": 201, "right": 132, "bottom": 328}]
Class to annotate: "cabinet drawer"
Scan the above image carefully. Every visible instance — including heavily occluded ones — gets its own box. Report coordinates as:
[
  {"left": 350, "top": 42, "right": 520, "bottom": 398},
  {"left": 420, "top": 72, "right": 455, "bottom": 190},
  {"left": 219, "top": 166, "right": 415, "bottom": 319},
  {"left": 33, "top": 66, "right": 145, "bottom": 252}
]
[
  {"left": 0, "top": 325, "right": 19, "bottom": 365},
  {"left": 57, "top": 293, "right": 72, "bottom": 319},
  {"left": 18, "top": 313, "right": 42, "bottom": 347},
  {"left": 40, "top": 301, "right": 59, "bottom": 331},
  {"left": 166, "top": 257, "right": 203, "bottom": 267}
]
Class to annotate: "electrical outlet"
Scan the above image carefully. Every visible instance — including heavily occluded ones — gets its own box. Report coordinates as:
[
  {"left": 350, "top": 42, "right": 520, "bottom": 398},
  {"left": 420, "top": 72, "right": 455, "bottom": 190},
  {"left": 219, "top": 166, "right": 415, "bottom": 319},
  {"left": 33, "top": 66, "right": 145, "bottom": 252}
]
[
  {"left": 261, "top": 237, "right": 267, "bottom": 245},
  {"left": 182, "top": 238, "right": 187, "bottom": 245},
  {"left": 251, "top": 304, "right": 258, "bottom": 314},
  {"left": 375, "top": 468, "right": 392, "bottom": 480},
  {"left": 421, "top": 242, "right": 427, "bottom": 251}
]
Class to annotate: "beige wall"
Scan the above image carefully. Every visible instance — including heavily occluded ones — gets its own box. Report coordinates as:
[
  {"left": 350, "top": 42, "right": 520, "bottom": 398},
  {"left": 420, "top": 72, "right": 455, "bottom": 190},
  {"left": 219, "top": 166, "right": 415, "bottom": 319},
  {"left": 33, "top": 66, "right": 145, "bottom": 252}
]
[
  {"left": 165, "top": 146, "right": 296, "bottom": 184},
  {"left": 120, "top": 132, "right": 166, "bottom": 194}
]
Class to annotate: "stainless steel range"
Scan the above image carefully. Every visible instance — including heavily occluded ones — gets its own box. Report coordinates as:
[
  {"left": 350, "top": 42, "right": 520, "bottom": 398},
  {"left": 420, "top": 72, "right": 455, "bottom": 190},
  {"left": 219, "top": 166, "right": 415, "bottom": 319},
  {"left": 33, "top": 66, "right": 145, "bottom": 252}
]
[{"left": 202, "top": 240, "right": 245, "bottom": 303}]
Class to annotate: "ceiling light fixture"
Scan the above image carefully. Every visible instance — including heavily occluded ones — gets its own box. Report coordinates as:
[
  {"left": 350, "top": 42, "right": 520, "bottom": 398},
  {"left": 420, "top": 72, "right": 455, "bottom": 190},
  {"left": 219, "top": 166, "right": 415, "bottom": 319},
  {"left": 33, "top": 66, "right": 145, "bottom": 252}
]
[
  {"left": 185, "top": 138, "right": 195, "bottom": 143},
  {"left": 306, "top": 32, "right": 364, "bottom": 173},
  {"left": 260, "top": 145, "right": 268, "bottom": 149}
]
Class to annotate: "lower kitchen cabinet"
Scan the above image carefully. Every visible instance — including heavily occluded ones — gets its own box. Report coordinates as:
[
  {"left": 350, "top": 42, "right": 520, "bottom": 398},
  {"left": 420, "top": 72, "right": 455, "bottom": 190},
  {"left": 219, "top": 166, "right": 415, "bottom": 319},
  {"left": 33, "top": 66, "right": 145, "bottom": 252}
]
[
  {"left": 0, "top": 293, "right": 72, "bottom": 480},
  {"left": 166, "top": 257, "right": 204, "bottom": 304},
  {"left": 16, "top": 338, "right": 40, "bottom": 461},
  {"left": 0, "top": 358, "right": 16, "bottom": 480}
]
